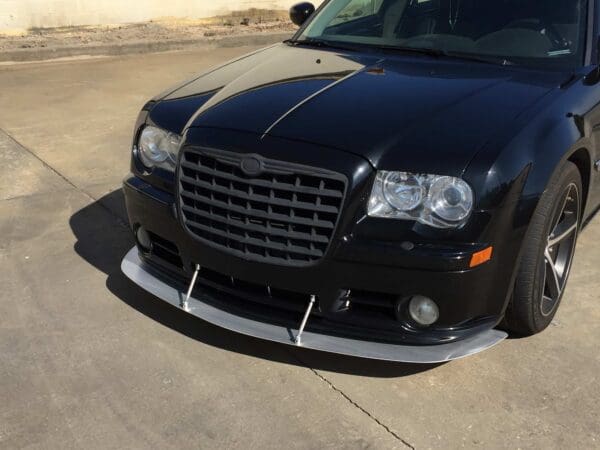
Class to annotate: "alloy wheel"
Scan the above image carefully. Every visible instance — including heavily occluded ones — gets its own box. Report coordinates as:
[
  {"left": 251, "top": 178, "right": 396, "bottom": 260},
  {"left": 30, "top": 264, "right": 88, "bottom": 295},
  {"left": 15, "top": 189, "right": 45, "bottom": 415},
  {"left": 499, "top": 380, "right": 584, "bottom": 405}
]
[{"left": 540, "top": 183, "right": 580, "bottom": 317}]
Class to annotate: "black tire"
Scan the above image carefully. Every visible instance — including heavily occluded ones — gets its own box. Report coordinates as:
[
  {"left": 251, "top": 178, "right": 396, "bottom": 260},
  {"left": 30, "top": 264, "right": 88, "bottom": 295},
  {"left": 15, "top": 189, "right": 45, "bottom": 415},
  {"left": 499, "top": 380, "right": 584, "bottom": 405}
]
[{"left": 503, "top": 161, "right": 582, "bottom": 336}]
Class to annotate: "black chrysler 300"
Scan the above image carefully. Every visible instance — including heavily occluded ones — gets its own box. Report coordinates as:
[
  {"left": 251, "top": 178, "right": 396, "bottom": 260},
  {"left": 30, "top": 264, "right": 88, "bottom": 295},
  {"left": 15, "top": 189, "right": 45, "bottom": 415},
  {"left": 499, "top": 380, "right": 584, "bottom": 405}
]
[{"left": 122, "top": 0, "right": 600, "bottom": 362}]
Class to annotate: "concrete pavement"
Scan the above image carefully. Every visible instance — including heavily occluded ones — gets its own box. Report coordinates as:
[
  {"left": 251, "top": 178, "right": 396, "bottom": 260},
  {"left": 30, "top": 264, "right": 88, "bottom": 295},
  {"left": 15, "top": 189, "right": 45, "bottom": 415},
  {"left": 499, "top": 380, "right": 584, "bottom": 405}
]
[{"left": 0, "top": 46, "right": 599, "bottom": 449}]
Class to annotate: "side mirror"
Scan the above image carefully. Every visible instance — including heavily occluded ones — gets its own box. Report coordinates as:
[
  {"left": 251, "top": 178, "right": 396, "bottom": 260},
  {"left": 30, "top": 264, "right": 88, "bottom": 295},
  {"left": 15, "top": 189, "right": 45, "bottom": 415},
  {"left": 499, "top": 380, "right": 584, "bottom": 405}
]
[{"left": 290, "top": 2, "right": 316, "bottom": 27}]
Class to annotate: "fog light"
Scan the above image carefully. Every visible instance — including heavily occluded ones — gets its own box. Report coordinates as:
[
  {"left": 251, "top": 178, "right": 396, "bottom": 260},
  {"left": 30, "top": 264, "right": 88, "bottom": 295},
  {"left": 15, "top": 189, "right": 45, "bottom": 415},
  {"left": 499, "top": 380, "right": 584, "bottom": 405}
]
[
  {"left": 408, "top": 295, "right": 439, "bottom": 326},
  {"left": 136, "top": 226, "right": 152, "bottom": 252}
]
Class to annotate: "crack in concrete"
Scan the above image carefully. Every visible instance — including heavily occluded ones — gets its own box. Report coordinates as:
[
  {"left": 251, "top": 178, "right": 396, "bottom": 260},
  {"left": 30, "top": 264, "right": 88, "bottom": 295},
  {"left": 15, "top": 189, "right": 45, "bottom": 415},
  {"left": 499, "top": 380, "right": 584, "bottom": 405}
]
[
  {"left": 1, "top": 188, "right": 76, "bottom": 203},
  {"left": 0, "top": 127, "right": 129, "bottom": 228},
  {"left": 289, "top": 351, "right": 415, "bottom": 449}
]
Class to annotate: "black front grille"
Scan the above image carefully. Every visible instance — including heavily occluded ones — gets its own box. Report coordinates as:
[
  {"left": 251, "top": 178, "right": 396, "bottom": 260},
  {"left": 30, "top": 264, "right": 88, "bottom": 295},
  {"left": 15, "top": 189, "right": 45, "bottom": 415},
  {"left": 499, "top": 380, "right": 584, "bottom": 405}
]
[{"left": 178, "top": 147, "right": 347, "bottom": 266}]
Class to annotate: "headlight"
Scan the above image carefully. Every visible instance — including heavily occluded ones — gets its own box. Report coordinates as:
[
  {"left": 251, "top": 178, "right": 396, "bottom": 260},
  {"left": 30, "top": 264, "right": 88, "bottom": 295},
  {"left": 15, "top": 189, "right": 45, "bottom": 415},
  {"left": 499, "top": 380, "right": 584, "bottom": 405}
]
[
  {"left": 368, "top": 171, "right": 474, "bottom": 228},
  {"left": 135, "top": 125, "right": 181, "bottom": 170}
]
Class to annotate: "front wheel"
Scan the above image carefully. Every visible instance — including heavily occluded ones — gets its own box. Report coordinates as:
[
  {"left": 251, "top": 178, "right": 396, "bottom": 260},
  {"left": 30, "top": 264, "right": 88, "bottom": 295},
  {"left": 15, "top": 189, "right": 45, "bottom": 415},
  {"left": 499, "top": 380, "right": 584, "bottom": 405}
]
[{"left": 504, "top": 161, "right": 582, "bottom": 336}]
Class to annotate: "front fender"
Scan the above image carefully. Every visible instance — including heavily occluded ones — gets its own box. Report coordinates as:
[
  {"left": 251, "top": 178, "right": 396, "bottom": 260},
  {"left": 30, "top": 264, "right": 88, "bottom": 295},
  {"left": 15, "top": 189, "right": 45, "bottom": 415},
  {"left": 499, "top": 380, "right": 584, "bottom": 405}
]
[
  {"left": 465, "top": 87, "right": 595, "bottom": 229},
  {"left": 463, "top": 83, "right": 598, "bottom": 313}
]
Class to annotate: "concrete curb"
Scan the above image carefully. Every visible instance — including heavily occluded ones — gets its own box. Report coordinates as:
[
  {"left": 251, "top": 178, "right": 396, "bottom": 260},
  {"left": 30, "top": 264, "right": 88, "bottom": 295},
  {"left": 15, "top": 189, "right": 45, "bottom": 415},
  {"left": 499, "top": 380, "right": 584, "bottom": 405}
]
[{"left": 0, "top": 32, "right": 293, "bottom": 63}]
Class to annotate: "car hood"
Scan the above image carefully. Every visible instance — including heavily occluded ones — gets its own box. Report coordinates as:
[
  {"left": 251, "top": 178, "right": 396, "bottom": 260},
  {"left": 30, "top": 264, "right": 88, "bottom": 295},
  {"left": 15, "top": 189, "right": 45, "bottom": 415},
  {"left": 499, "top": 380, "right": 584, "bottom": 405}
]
[{"left": 151, "top": 43, "right": 569, "bottom": 175}]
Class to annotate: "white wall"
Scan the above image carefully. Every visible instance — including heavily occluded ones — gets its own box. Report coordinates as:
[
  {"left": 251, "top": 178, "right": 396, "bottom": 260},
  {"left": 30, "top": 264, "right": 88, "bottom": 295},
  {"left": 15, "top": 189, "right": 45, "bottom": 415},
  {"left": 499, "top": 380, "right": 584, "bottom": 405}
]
[{"left": 0, "top": 0, "right": 317, "bottom": 31}]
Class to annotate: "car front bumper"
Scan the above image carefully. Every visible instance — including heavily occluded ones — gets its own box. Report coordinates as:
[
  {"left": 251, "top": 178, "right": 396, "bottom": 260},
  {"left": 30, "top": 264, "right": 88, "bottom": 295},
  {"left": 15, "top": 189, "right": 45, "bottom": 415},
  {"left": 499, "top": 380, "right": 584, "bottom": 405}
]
[{"left": 122, "top": 246, "right": 507, "bottom": 363}]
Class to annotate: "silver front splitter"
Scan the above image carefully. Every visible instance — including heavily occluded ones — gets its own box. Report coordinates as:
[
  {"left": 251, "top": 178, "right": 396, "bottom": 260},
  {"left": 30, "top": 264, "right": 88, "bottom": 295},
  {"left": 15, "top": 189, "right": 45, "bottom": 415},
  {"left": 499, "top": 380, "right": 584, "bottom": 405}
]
[{"left": 121, "top": 247, "right": 507, "bottom": 363}]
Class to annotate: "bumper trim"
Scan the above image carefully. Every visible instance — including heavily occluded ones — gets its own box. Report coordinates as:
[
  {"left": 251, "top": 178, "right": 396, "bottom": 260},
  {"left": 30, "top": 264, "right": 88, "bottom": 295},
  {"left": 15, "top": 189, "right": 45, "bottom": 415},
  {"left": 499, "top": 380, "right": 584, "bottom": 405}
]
[{"left": 121, "top": 247, "right": 507, "bottom": 363}]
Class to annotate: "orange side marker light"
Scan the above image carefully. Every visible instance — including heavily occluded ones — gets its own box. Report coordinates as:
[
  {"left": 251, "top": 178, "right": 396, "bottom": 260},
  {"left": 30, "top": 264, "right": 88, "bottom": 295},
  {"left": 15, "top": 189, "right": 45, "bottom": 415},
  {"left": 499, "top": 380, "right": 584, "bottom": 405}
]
[{"left": 470, "top": 246, "right": 493, "bottom": 268}]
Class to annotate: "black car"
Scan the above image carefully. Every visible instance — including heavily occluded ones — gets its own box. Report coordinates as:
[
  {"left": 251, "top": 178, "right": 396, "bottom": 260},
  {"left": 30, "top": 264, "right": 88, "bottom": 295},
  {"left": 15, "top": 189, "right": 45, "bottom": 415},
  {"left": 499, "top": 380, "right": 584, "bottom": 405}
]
[{"left": 122, "top": 0, "right": 600, "bottom": 363}]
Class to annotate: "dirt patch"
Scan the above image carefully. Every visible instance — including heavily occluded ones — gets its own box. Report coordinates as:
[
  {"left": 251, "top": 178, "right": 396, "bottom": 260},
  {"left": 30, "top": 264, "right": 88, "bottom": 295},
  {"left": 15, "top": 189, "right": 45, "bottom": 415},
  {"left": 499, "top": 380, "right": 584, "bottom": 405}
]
[{"left": 0, "top": 9, "right": 297, "bottom": 53}]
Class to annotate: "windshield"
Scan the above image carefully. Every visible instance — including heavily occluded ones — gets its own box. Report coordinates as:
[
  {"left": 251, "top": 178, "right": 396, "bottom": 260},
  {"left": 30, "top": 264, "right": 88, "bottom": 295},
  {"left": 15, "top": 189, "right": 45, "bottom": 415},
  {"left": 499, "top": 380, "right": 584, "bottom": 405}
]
[{"left": 299, "top": 0, "right": 589, "bottom": 68}]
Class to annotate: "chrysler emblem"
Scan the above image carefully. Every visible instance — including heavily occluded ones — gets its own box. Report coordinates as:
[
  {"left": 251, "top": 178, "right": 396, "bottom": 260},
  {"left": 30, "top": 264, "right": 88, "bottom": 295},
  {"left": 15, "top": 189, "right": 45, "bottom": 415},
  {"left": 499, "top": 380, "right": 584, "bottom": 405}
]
[{"left": 240, "top": 156, "right": 263, "bottom": 176}]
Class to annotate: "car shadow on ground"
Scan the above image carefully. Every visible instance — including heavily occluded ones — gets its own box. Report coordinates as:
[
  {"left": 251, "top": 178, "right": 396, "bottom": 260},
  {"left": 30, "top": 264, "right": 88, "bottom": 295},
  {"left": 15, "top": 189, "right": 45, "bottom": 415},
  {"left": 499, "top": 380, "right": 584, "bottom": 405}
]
[{"left": 69, "top": 189, "right": 441, "bottom": 378}]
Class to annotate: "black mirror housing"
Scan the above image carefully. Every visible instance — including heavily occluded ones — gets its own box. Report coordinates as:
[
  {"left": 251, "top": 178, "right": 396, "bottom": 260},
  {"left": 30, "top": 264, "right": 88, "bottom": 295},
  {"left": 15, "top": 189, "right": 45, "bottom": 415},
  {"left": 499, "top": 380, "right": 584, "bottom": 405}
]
[{"left": 290, "top": 2, "right": 316, "bottom": 27}]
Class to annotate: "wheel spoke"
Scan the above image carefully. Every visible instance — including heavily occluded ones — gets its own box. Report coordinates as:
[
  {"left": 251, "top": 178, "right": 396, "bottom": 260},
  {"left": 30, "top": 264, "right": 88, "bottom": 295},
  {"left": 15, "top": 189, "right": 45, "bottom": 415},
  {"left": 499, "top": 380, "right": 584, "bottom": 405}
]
[
  {"left": 544, "top": 248, "right": 562, "bottom": 299},
  {"left": 541, "top": 295, "right": 555, "bottom": 315},
  {"left": 548, "top": 221, "right": 578, "bottom": 247},
  {"left": 549, "top": 186, "right": 577, "bottom": 237},
  {"left": 549, "top": 188, "right": 572, "bottom": 232}
]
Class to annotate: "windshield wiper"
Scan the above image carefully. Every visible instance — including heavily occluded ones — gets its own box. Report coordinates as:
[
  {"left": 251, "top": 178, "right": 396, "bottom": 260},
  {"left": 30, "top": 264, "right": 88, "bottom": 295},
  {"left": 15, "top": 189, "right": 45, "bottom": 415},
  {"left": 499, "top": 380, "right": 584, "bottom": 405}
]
[
  {"left": 374, "top": 45, "right": 514, "bottom": 66},
  {"left": 374, "top": 45, "right": 445, "bottom": 57},
  {"left": 443, "top": 50, "right": 515, "bottom": 66},
  {"left": 285, "top": 38, "right": 357, "bottom": 52}
]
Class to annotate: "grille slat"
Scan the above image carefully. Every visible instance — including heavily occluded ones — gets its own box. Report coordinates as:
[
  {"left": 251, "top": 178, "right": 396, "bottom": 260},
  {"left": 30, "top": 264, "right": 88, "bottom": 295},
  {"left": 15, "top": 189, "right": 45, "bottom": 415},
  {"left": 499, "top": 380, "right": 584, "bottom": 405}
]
[
  {"left": 180, "top": 204, "right": 330, "bottom": 244},
  {"left": 180, "top": 174, "right": 340, "bottom": 214},
  {"left": 178, "top": 147, "right": 346, "bottom": 266},
  {"left": 180, "top": 160, "right": 344, "bottom": 198},
  {"left": 184, "top": 217, "right": 325, "bottom": 258},
  {"left": 180, "top": 192, "right": 335, "bottom": 230}
]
